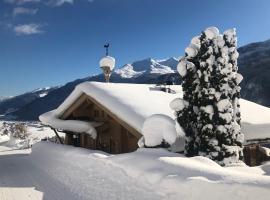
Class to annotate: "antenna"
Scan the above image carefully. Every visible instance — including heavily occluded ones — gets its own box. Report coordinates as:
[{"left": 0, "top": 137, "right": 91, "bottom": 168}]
[{"left": 104, "top": 43, "right": 110, "bottom": 56}]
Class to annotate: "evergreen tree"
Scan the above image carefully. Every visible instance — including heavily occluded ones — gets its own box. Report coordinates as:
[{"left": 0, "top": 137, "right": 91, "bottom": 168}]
[
  {"left": 176, "top": 37, "right": 201, "bottom": 156},
  {"left": 196, "top": 27, "right": 243, "bottom": 165},
  {"left": 223, "top": 29, "right": 244, "bottom": 162},
  {"left": 175, "top": 27, "right": 244, "bottom": 165}
]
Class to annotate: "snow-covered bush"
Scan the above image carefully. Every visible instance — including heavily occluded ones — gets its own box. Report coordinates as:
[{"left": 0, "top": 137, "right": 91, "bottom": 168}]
[
  {"left": 0, "top": 122, "right": 9, "bottom": 136},
  {"left": 139, "top": 114, "right": 183, "bottom": 149},
  {"left": 9, "top": 123, "right": 29, "bottom": 139},
  {"left": 174, "top": 26, "right": 244, "bottom": 166}
]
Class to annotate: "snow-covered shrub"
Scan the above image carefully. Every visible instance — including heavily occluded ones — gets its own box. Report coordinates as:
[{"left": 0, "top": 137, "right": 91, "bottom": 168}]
[
  {"left": 139, "top": 114, "right": 181, "bottom": 148},
  {"left": 174, "top": 26, "right": 244, "bottom": 166},
  {"left": 0, "top": 122, "right": 9, "bottom": 136},
  {"left": 9, "top": 123, "right": 29, "bottom": 139}
]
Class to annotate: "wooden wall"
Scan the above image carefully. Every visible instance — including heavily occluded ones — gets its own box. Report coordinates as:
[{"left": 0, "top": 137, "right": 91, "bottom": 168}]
[
  {"left": 63, "top": 96, "right": 141, "bottom": 154},
  {"left": 244, "top": 143, "right": 270, "bottom": 166}
]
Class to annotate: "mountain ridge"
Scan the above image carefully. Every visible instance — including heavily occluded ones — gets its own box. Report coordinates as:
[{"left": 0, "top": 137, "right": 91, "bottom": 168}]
[{"left": 1, "top": 38, "right": 270, "bottom": 120}]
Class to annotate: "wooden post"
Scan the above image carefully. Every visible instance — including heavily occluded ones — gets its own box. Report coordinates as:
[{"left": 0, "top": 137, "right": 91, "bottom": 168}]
[{"left": 52, "top": 128, "right": 64, "bottom": 144}]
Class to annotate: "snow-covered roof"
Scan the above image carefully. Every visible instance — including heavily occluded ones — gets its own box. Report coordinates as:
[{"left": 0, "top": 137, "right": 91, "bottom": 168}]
[{"left": 39, "top": 82, "right": 270, "bottom": 141}]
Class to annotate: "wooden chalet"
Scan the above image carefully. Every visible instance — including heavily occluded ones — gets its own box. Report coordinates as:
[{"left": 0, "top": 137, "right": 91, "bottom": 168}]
[{"left": 39, "top": 82, "right": 270, "bottom": 165}]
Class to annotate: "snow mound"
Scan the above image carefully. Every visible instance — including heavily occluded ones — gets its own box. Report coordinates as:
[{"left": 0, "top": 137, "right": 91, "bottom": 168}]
[
  {"left": 142, "top": 114, "right": 179, "bottom": 147},
  {"left": 99, "top": 56, "right": 115, "bottom": 70}
]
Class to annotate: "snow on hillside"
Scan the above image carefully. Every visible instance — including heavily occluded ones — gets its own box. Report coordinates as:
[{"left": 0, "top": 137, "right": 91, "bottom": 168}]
[
  {"left": 0, "top": 142, "right": 269, "bottom": 200},
  {"left": 115, "top": 58, "right": 177, "bottom": 78},
  {"left": 0, "top": 121, "right": 62, "bottom": 149},
  {"left": 115, "top": 64, "right": 145, "bottom": 78},
  {"left": 0, "top": 96, "right": 11, "bottom": 102}
]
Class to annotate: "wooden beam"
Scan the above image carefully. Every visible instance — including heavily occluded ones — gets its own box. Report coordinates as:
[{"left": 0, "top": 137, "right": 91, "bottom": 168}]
[
  {"left": 61, "top": 94, "right": 88, "bottom": 119},
  {"left": 52, "top": 128, "right": 64, "bottom": 144}
]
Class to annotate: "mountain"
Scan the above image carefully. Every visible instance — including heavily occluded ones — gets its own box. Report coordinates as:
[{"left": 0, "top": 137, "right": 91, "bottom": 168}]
[
  {"left": 0, "top": 86, "right": 59, "bottom": 119},
  {"left": 1, "top": 58, "right": 179, "bottom": 120},
  {"left": 2, "top": 37, "right": 270, "bottom": 121},
  {"left": 114, "top": 57, "right": 177, "bottom": 78},
  {"left": 237, "top": 40, "right": 270, "bottom": 107},
  {"left": 0, "top": 96, "right": 11, "bottom": 102}
]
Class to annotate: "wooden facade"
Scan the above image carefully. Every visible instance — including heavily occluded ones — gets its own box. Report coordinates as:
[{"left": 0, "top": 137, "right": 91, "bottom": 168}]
[
  {"left": 59, "top": 94, "right": 141, "bottom": 154},
  {"left": 243, "top": 142, "right": 270, "bottom": 166}
]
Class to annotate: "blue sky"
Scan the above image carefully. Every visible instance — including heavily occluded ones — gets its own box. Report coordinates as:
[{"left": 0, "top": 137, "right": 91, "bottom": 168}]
[{"left": 1, "top": 0, "right": 270, "bottom": 96}]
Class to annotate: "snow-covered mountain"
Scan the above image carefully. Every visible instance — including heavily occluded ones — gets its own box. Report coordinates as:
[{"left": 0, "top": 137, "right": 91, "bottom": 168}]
[
  {"left": 0, "top": 96, "right": 11, "bottom": 102},
  {"left": 114, "top": 57, "right": 177, "bottom": 78},
  {"left": 0, "top": 86, "right": 59, "bottom": 118},
  {"left": 2, "top": 37, "right": 270, "bottom": 121},
  {"left": 238, "top": 39, "right": 270, "bottom": 107}
]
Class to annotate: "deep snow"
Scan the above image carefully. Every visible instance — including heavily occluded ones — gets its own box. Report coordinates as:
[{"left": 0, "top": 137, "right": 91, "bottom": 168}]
[{"left": 1, "top": 142, "right": 270, "bottom": 200}]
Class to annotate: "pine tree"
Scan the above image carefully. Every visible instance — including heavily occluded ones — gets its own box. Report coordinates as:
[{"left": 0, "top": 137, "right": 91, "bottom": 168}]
[
  {"left": 223, "top": 28, "right": 244, "bottom": 162},
  {"left": 195, "top": 27, "right": 224, "bottom": 161},
  {"left": 176, "top": 37, "right": 201, "bottom": 156},
  {"left": 175, "top": 27, "right": 243, "bottom": 165},
  {"left": 195, "top": 27, "right": 243, "bottom": 165}
]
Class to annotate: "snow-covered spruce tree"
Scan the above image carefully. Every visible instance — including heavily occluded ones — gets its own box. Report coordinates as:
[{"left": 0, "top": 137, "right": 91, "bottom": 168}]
[
  {"left": 196, "top": 27, "right": 243, "bottom": 165},
  {"left": 223, "top": 28, "right": 244, "bottom": 161},
  {"left": 176, "top": 36, "right": 201, "bottom": 156}
]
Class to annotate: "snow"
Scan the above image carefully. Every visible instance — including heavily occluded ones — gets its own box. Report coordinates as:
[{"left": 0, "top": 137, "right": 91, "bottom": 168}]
[
  {"left": 141, "top": 114, "right": 180, "bottom": 147},
  {"left": 169, "top": 98, "right": 188, "bottom": 111},
  {"left": 0, "top": 121, "right": 62, "bottom": 149},
  {"left": 185, "top": 45, "right": 198, "bottom": 58},
  {"left": 99, "top": 56, "right": 115, "bottom": 70},
  {"left": 40, "top": 82, "right": 180, "bottom": 137},
  {"left": 217, "top": 99, "right": 232, "bottom": 112},
  {"left": 177, "top": 59, "right": 187, "bottom": 77},
  {"left": 204, "top": 26, "right": 220, "bottom": 39},
  {"left": 260, "top": 146, "right": 270, "bottom": 157},
  {"left": 114, "top": 64, "right": 145, "bottom": 78},
  {"left": 40, "top": 82, "right": 270, "bottom": 144},
  {"left": 236, "top": 73, "right": 243, "bottom": 84},
  {"left": 39, "top": 111, "right": 102, "bottom": 138},
  {"left": 39, "top": 92, "right": 48, "bottom": 98},
  {"left": 1, "top": 142, "right": 270, "bottom": 200},
  {"left": 114, "top": 58, "right": 175, "bottom": 78}
]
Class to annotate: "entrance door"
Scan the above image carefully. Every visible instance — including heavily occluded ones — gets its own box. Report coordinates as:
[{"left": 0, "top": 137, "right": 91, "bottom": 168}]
[{"left": 72, "top": 134, "right": 81, "bottom": 147}]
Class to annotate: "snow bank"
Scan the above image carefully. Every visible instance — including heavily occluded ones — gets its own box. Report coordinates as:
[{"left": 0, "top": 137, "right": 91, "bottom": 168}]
[
  {"left": 141, "top": 114, "right": 181, "bottom": 147},
  {"left": 39, "top": 111, "right": 102, "bottom": 139},
  {"left": 27, "top": 142, "right": 270, "bottom": 200}
]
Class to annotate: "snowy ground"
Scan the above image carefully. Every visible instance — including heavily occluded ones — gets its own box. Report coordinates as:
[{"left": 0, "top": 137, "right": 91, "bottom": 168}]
[
  {"left": 0, "top": 141, "right": 270, "bottom": 200},
  {"left": 1, "top": 121, "right": 270, "bottom": 200}
]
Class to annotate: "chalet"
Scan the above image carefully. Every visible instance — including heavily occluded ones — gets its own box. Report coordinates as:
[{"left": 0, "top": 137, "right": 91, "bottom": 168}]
[
  {"left": 39, "top": 49, "right": 270, "bottom": 166},
  {"left": 39, "top": 81, "right": 270, "bottom": 165},
  {"left": 39, "top": 82, "right": 182, "bottom": 154}
]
